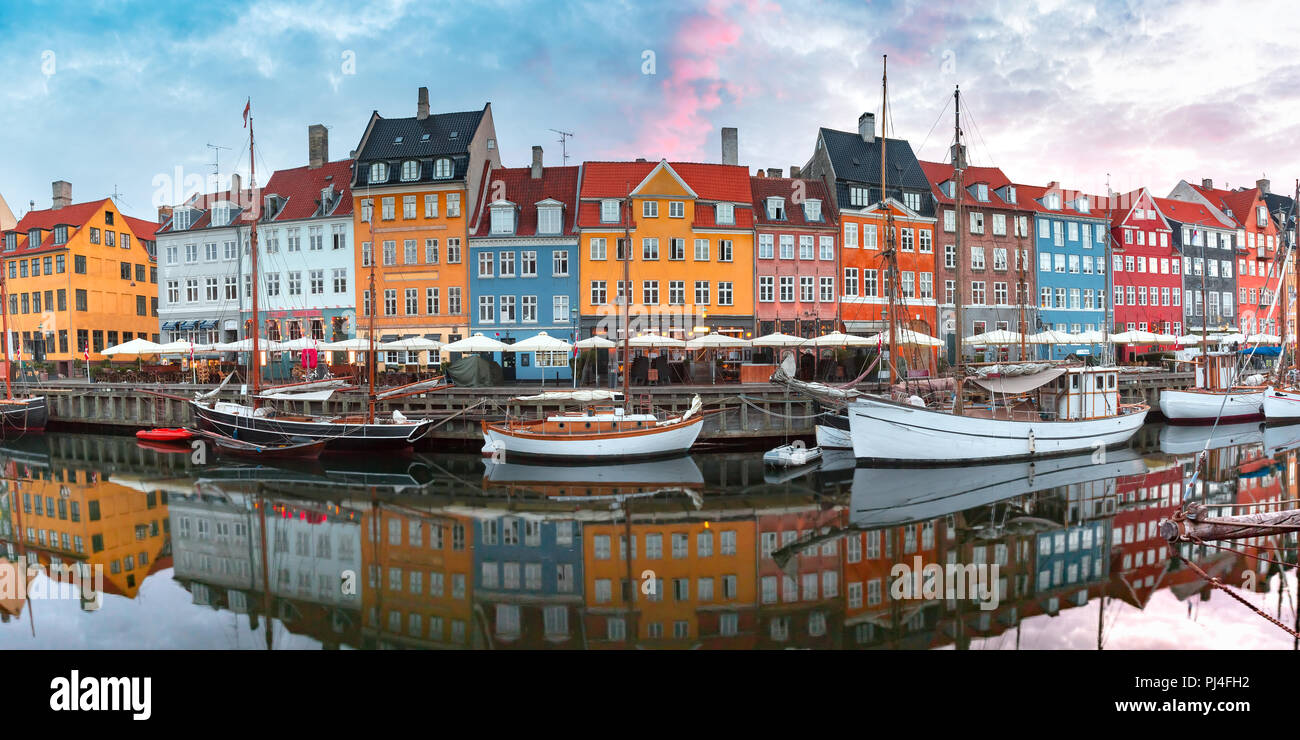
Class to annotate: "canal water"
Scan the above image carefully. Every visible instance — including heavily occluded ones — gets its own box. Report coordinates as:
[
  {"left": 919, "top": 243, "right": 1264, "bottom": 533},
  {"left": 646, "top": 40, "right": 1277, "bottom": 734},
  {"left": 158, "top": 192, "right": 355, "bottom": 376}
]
[{"left": 0, "top": 424, "right": 1296, "bottom": 650}]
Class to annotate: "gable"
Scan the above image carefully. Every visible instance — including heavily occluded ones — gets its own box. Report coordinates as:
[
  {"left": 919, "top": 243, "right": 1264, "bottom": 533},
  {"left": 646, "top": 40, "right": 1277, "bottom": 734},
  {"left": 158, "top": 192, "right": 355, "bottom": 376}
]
[{"left": 632, "top": 162, "right": 697, "bottom": 199}]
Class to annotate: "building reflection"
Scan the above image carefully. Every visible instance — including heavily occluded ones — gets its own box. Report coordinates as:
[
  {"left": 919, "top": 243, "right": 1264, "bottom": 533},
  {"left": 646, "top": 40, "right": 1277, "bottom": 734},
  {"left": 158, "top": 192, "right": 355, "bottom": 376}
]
[{"left": 1, "top": 425, "right": 1296, "bottom": 648}]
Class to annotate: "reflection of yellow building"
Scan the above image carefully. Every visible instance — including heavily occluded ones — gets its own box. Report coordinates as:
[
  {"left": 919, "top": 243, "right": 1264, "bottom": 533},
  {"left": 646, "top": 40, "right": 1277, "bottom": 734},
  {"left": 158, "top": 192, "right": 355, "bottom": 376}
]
[
  {"left": 2, "top": 466, "right": 169, "bottom": 599},
  {"left": 360, "top": 505, "right": 474, "bottom": 648},
  {"left": 583, "top": 515, "right": 755, "bottom": 646}
]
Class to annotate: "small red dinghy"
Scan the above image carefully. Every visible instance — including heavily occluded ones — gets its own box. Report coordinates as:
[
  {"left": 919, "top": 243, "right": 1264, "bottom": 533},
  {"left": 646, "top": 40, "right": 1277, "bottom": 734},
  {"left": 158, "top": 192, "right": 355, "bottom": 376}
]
[{"left": 136, "top": 428, "right": 196, "bottom": 443}]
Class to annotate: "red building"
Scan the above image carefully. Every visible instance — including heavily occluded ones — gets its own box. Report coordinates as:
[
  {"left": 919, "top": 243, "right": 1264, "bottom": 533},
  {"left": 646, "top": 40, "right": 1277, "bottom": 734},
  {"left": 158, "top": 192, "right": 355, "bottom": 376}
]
[
  {"left": 1109, "top": 188, "right": 1180, "bottom": 360},
  {"left": 748, "top": 174, "right": 840, "bottom": 338}
]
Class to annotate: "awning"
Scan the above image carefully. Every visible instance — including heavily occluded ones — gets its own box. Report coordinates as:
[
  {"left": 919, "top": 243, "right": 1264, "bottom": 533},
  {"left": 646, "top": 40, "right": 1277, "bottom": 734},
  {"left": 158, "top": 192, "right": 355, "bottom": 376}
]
[
  {"left": 380, "top": 334, "right": 399, "bottom": 343},
  {"left": 424, "top": 333, "right": 442, "bottom": 342},
  {"left": 198, "top": 320, "right": 217, "bottom": 330},
  {"left": 161, "top": 321, "right": 177, "bottom": 330},
  {"left": 844, "top": 320, "right": 887, "bottom": 333},
  {"left": 177, "top": 320, "right": 195, "bottom": 330},
  {"left": 970, "top": 367, "right": 1066, "bottom": 394}
]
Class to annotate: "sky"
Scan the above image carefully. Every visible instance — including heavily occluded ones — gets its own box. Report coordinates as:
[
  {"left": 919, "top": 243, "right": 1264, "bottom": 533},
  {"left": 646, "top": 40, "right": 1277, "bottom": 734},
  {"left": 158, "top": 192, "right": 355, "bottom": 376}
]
[{"left": 3, "top": 0, "right": 1299, "bottom": 222}]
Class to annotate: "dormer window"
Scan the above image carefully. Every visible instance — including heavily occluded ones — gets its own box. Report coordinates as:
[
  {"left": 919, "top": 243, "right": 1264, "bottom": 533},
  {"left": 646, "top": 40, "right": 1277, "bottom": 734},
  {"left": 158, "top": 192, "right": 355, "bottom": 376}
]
[
  {"left": 320, "top": 186, "right": 335, "bottom": 214},
  {"left": 1045, "top": 193, "right": 1061, "bottom": 210},
  {"left": 172, "top": 208, "right": 194, "bottom": 230},
  {"left": 369, "top": 162, "right": 388, "bottom": 183},
  {"left": 1005, "top": 186, "right": 1017, "bottom": 204},
  {"left": 3, "top": 233, "right": 15, "bottom": 251},
  {"left": 263, "top": 195, "right": 282, "bottom": 220},
  {"left": 434, "top": 158, "right": 453, "bottom": 179},
  {"left": 53, "top": 225, "right": 68, "bottom": 245},
  {"left": 1077, "top": 196, "right": 1089, "bottom": 213},
  {"left": 903, "top": 192, "right": 921, "bottom": 211},
  {"left": 715, "top": 203, "right": 735, "bottom": 225},
  {"left": 601, "top": 199, "right": 620, "bottom": 223},
  {"left": 804, "top": 199, "right": 822, "bottom": 221},
  {"left": 211, "top": 202, "right": 232, "bottom": 226},
  {"left": 537, "top": 204, "right": 562, "bottom": 235},
  {"left": 766, "top": 197, "right": 785, "bottom": 220},
  {"left": 975, "top": 184, "right": 989, "bottom": 202},
  {"left": 401, "top": 160, "right": 420, "bottom": 181},
  {"left": 28, "top": 229, "right": 42, "bottom": 246},
  {"left": 943, "top": 181, "right": 956, "bottom": 199},
  {"left": 490, "top": 203, "right": 515, "bottom": 235}
]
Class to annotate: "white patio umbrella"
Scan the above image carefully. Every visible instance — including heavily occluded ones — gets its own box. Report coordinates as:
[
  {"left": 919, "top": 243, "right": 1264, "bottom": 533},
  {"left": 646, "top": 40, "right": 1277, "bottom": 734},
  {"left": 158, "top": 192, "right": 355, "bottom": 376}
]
[
  {"left": 378, "top": 336, "right": 443, "bottom": 352},
  {"left": 156, "top": 340, "right": 198, "bottom": 354},
  {"left": 508, "top": 331, "right": 572, "bottom": 352},
  {"left": 321, "top": 337, "right": 376, "bottom": 351},
  {"left": 962, "top": 329, "right": 1023, "bottom": 346},
  {"left": 1026, "top": 329, "right": 1076, "bottom": 345},
  {"left": 627, "top": 333, "right": 686, "bottom": 348},
  {"left": 277, "top": 336, "right": 321, "bottom": 351},
  {"left": 574, "top": 335, "right": 616, "bottom": 349},
  {"left": 101, "top": 338, "right": 164, "bottom": 356},
  {"left": 214, "top": 338, "right": 289, "bottom": 352},
  {"left": 1175, "top": 333, "right": 1208, "bottom": 345},
  {"left": 1210, "top": 332, "right": 1246, "bottom": 344},
  {"left": 1074, "top": 330, "right": 1108, "bottom": 344},
  {"left": 865, "top": 328, "right": 944, "bottom": 347},
  {"left": 684, "top": 333, "right": 750, "bottom": 349},
  {"left": 751, "top": 332, "right": 807, "bottom": 347},
  {"left": 1108, "top": 330, "right": 1159, "bottom": 344},
  {"left": 1153, "top": 333, "right": 1178, "bottom": 344},
  {"left": 806, "top": 331, "right": 873, "bottom": 347},
  {"left": 442, "top": 333, "right": 510, "bottom": 353},
  {"left": 1246, "top": 333, "right": 1281, "bottom": 344}
]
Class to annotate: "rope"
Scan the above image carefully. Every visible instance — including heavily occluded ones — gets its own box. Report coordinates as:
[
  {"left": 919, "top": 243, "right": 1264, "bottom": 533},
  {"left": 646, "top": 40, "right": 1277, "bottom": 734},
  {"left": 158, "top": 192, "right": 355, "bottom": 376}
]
[
  {"left": 1175, "top": 553, "right": 1299, "bottom": 639},
  {"left": 1189, "top": 536, "right": 1299, "bottom": 569},
  {"left": 737, "top": 394, "right": 833, "bottom": 420}
]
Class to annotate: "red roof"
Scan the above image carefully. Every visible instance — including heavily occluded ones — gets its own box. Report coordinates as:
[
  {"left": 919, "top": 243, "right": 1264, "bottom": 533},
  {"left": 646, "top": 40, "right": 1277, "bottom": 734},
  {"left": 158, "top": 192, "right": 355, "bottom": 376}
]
[
  {"left": 1186, "top": 183, "right": 1259, "bottom": 230},
  {"left": 579, "top": 160, "right": 752, "bottom": 203},
  {"left": 919, "top": 161, "right": 1023, "bottom": 210},
  {"left": 470, "top": 165, "right": 580, "bottom": 238},
  {"left": 263, "top": 159, "right": 355, "bottom": 222},
  {"left": 1152, "top": 196, "right": 1225, "bottom": 229},
  {"left": 4, "top": 199, "right": 158, "bottom": 256},
  {"left": 749, "top": 176, "right": 838, "bottom": 228},
  {"left": 1013, "top": 183, "right": 1108, "bottom": 219},
  {"left": 157, "top": 187, "right": 259, "bottom": 233}
]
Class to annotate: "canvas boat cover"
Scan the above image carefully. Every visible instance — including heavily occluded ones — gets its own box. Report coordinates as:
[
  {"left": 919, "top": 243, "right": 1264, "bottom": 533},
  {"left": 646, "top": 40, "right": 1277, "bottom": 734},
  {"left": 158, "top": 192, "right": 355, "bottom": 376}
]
[
  {"left": 969, "top": 367, "right": 1066, "bottom": 394},
  {"left": 447, "top": 355, "right": 503, "bottom": 387}
]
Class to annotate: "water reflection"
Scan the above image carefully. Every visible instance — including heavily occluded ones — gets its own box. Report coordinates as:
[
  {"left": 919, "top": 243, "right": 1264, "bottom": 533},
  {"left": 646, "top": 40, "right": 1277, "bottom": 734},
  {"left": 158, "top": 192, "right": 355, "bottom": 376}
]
[{"left": 0, "top": 426, "right": 1295, "bottom": 649}]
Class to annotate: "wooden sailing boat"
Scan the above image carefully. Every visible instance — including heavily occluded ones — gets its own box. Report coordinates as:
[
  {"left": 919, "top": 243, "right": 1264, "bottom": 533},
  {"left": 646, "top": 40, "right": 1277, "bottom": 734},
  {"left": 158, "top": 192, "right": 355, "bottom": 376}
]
[
  {"left": 1263, "top": 179, "right": 1300, "bottom": 422},
  {"left": 0, "top": 253, "right": 47, "bottom": 436},
  {"left": 189, "top": 100, "right": 434, "bottom": 450},
  {"left": 843, "top": 69, "right": 1148, "bottom": 464},
  {"left": 481, "top": 187, "right": 703, "bottom": 461}
]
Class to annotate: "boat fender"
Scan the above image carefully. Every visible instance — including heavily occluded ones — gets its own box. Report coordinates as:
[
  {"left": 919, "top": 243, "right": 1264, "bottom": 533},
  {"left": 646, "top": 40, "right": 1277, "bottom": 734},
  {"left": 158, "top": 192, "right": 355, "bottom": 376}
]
[
  {"left": 1028, "top": 429, "right": 1036, "bottom": 454},
  {"left": 907, "top": 394, "right": 925, "bottom": 407}
]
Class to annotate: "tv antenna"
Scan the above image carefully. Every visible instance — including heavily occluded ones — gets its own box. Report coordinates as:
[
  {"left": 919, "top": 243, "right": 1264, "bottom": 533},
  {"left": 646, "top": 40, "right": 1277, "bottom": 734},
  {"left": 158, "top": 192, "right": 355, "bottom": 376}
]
[
  {"left": 550, "top": 129, "right": 574, "bottom": 165},
  {"left": 207, "top": 142, "right": 231, "bottom": 180}
]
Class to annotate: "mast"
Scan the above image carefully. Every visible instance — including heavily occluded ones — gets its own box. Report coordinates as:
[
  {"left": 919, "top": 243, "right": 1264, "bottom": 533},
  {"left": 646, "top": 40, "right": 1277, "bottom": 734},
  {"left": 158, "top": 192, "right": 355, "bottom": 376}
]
[
  {"left": 1292, "top": 179, "right": 1298, "bottom": 376},
  {"left": 881, "top": 55, "right": 899, "bottom": 386},
  {"left": 1104, "top": 175, "right": 1114, "bottom": 365},
  {"left": 952, "top": 85, "right": 966, "bottom": 414},
  {"left": 1198, "top": 222, "right": 1210, "bottom": 389},
  {"left": 1017, "top": 224, "right": 1027, "bottom": 361},
  {"left": 248, "top": 104, "right": 262, "bottom": 409},
  {"left": 0, "top": 254, "right": 11, "bottom": 400},
  {"left": 621, "top": 184, "right": 631, "bottom": 408},
  {"left": 367, "top": 198, "right": 377, "bottom": 424}
]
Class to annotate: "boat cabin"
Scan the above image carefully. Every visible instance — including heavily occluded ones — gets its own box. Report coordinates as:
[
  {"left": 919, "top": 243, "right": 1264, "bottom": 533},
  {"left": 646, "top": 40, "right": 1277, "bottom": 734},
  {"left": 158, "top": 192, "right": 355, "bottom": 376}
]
[{"left": 1037, "top": 367, "right": 1120, "bottom": 421}]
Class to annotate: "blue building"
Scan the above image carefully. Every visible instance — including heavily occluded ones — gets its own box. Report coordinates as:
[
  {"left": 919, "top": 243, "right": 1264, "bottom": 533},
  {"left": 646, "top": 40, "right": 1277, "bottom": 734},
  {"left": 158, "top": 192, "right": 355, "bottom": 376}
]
[
  {"left": 468, "top": 150, "right": 579, "bottom": 382},
  {"left": 472, "top": 514, "right": 584, "bottom": 647},
  {"left": 1023, "top": 184, "right": 1110, "bottom": 359}
]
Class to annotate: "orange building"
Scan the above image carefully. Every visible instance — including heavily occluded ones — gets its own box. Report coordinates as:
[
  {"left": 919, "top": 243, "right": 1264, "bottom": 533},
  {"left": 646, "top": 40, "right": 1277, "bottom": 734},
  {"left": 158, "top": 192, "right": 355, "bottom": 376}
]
[
  {"left": 0, "top": 182, "right": 158, "bottom": 376},
  {"left": 577, "top": 159, "right": 756, "bottom": 342},
  {"left": 582, "top": 512, "right": 755, "bottom": 646},
  {"left": 349, "top": 89, "right": 499, "bottom": 349},
  {"left": 359, "top": 505, "right": 475, "bottom": 648}
]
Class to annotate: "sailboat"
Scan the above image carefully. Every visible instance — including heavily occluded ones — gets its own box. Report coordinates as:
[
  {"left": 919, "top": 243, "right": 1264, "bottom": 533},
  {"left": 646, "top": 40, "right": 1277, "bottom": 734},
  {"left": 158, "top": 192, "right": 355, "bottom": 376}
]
[
  {"left": 189, "top": 100, "right": 434, "bottom": 450},
  {"left": 844, "top": 68, "right": 1148, "bottom": 464},
  {"left": 0, "top": 256, "right": 47, "bottom": 436},
  {"left": 481, "top": 189, "right": 704, "bottom": 461}
]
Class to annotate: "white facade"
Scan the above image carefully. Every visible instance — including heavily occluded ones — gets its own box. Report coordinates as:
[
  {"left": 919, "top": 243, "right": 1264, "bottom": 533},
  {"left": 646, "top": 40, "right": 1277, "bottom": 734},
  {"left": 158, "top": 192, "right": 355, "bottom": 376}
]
[{"left": 156, "top": 189, "right": 249, "bottom": 344}]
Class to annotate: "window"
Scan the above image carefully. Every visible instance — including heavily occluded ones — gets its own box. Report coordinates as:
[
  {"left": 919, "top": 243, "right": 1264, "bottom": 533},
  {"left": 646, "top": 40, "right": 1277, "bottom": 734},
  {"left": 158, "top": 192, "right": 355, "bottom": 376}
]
[
  {"left": 759, "top": 276, "right": 774, "bottom": 302},
  {"left": 590, "top": 238, "right": 607, "bottom": 261},
  {"left": 695, "top": 281, "right": 710, "bottom": 305},
  {"left": 779, "top": 235, "right": 794, "bottom": 260},
  {"left": 601, "top": 200, "right": 620, "bottom": 223},
  {"left": 424, "top": 194, "right": 439, "bottom": 218},
  {"left": 478, "top": 252, "right": 494, "bottom": 278},
  {"left": 715, "top": 203, "right": 734, "bottom": 224},
  {"left": 499, "top": 251, "right": 516, "bottom": 277},
  {"left": 670, "top": 238, "right": 685, "bottom": 260},
  {"left": 382, "top": 240, "right": 396, "bottom": 266},
  {"left": 694, "top": 238, "right": 709, "bottom": 261},
  {"left": 668, "top": 280, "right": 685, "bottom": 305},
  {"left": 642, "top": 238, "right": 659, "bottom": 261},
  {"left": 333, "top": 269, "right": 347, "bottom": 294},
  {"left": 969, "top": 211, "right": 984, "bottom": 234},
  {"left": 970, "top": 246, "right": 985, "bottom": 270},
  {"left": 404, "top": 239, "right": 419, "bottom": 265},
  {"left": 478, "top": 295, "right": 495, "bottom": 323},
  {"left": 779, "top": 276, "right": 794, "bottom": 302},
  {"left": 642, "top": 200, "right": 658, "bottom": 218},
  {"left": 758, "top": 233, "right": 774, "bottom": 259},
  {"left": 590, "top": 281, "right": 607, "bottom": 305}
]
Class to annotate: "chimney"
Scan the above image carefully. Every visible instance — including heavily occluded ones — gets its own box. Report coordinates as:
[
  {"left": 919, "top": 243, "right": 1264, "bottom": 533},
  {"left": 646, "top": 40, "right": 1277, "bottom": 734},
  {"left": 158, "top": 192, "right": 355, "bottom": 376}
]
[
  {"left": 766, "top": 168, "right": 782, "bottom": 178},
  {"left": 157, "top": 205, "right": 173, "bottom": 224},
  {"left": 950, "top": 143, "right": 967, "bottom": 170},
  {"left": 635, "top": 158, "right": 647, "bottom": 163},
  {"left": 531, "top": 146, "right": 543, "bottom": 179},
  {"left": 858, "top": 112, "right": 875, "bottom": 143},
  {"left": 1258, "top": 178, "right": 1271, "bottom": 195},
  {"left": 789, "top": 165, "right": 801, "bottom": 179},
  {"left": 721, "top": 127, "right": 738, "bottom": 166},
  {"left": 51, "top": 180, "right": 71, "bottom": 210},
  {"left": 755, "top": 169, "right": 766, "bottom": 178},
  {"left": 229, "top": 172, "right": 242, "bottom": 195},
  {"left": 417, "top": 87, "right": 430, "bottom": 120},
  {"left": 308, "top": 124, "right": 329, "bottom": 169},
  {"left": 1201, "top": 178, "right": 1213, "bottom": 189}
]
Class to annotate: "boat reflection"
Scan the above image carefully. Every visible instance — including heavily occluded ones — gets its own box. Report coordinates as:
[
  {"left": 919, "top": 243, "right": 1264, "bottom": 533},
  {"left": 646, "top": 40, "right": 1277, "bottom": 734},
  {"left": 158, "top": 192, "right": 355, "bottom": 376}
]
[{"left": 0, "top": 430, "right": 1295, "bottom": 649}]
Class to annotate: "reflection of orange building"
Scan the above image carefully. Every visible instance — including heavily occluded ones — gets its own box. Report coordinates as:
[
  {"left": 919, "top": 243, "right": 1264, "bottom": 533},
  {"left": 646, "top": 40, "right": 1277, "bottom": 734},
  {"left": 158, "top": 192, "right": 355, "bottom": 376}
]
[
  {"left": 359, "top": 505, "right": 474, "bottom": 648},
  {"left": 582, "top": 512, "right": 755, "bottom": 646},
  {"left": 3, "top": 464, "right": 170, "bottom": 601},
  {"left": 755, "top": 507, "right": 844, "bottom": 648}
]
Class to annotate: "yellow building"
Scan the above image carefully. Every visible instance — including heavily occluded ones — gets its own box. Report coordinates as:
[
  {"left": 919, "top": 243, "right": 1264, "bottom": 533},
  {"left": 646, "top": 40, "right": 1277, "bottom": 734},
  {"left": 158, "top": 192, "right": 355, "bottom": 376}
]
[
  {"left": 349, "top": 89, "right": 499, "bottom": 350},
  {"left": 577, "top": 160, "right": 756, "bottom": 341},
  {"left": 0, "top": 182, "right": 158, "bottom": 376}
]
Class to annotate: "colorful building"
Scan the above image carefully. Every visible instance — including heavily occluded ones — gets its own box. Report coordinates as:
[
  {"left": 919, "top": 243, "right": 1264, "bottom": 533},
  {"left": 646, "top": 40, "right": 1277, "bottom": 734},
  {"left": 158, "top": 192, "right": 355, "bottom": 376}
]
[
  {"left": 919, "top": 159, "right": 1035, "bottom": 362},
  {"left": 748, "top": 173, "right": 840, "bottom": 338},
  {"left": 1108, "top": 188, "right": 1180, "bottom": 360},
  {"left": 0, "top": 182, "right": 158, "bottom": 376},
  {"left": 803, "top": 114, "right": 937, "bottom": 370},
  {"left": 350, "top": 89, "right": 500, "bottom": 352},
  {"left": 1170, "top": 178, "right": 1281, "bottom": 335},
  {"left": 1018, "top": 182, "right": 1110, "bottom": 359},
  {"left": 576, "top": 157, "right": 756, "bottom": 342},
  {"left": 241, "top": 126, "right": 357, "bottom": 374},
  {"left": 1156, "top": 196, "right": 1238, "bottom": 336},
  {"left": 754, "top": 507, "right": 844, "bottom": 648},
  {"left": 468, "top": 149, "right": 580, "bottom": 381}
]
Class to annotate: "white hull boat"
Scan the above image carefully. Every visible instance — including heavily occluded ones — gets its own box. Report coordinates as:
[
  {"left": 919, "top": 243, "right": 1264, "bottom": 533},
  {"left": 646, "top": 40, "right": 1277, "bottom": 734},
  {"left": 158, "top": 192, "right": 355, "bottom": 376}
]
[
  {"left": 815, "top": 415, "right": 852, "bottom": 449},
  {"left": 1159, "top": 388, "right": 1264, "bottom": 424},
  {"left": 481, "top": 396, "right": 704, "bottom": 462},
  {"left": 1263, "top": 386, "right": 1300, "bottom": 423},
  {"left": 764, "top": 443, "right": 822, "bottom": 468},
  {"left": 847, "top": 395, "right": 1148, "bottom": 464}
]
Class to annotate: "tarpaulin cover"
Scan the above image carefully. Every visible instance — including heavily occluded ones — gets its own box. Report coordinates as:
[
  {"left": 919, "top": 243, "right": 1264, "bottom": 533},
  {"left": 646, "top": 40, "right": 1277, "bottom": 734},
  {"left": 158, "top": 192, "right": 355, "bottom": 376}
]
[
  {"left": 970, "top": 367, "right": 1066, "bottom": 394},
  {"left": 447, "top": 355, "right": 503, "bottom": 387}
]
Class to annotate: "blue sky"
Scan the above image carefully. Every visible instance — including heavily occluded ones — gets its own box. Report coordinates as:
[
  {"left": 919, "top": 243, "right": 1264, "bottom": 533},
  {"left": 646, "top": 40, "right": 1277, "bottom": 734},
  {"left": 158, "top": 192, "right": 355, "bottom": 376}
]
[{"left": 3, "top": 0, "right": 1298, "bottom": 221}]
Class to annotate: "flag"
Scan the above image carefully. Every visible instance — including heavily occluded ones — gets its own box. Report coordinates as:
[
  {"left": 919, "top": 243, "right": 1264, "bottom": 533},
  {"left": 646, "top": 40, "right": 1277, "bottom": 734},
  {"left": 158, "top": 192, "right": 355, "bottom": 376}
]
[
  {"left": 242, "top": 99, "right": 251, "bottom": 128},
  {"left": 82, "top": 345, "right": 88, "bottom": 363}
]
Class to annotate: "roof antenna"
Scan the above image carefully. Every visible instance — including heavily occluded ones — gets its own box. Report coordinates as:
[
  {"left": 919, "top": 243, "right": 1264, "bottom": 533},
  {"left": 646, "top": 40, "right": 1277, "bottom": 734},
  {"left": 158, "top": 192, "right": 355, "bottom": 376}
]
[
  {"left": 550, "top": 129, "right": 574, "bottom": 165},
  {"left": 207, "top": 142, "right": 231, "bottom": 183}
]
